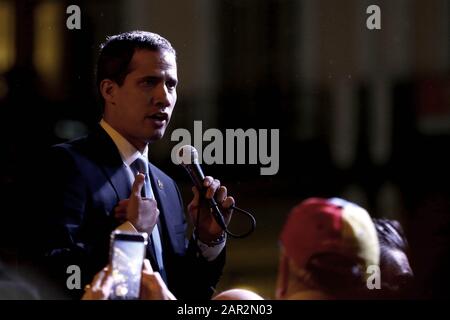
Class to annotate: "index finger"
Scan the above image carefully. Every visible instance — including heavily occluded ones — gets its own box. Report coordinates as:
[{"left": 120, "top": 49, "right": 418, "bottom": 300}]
[
  {"left": 132, "top": 174, "right": 145, "bottom": 197},
  {"left": 203, "top": 176, "right": 214, "bottom": 188},
  {"left": 142, "top": 259, "right": 154, "bottom": 274}
]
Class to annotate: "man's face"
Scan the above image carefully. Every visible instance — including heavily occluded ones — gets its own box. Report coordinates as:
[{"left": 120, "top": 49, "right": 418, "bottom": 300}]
[{"left": 108, "top": 49, "right": 178, "bottom": 149}]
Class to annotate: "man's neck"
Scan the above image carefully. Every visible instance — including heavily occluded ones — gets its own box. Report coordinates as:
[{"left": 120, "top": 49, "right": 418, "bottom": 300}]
[
  {"left": 100, "top": 118, "right": 147, "bottom": 153},
  {"left": 99, "top": 119, "right": 149, "bottom": 166}
]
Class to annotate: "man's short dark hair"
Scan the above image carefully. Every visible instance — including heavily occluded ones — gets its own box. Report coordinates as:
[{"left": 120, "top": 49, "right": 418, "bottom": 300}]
[
  {"left": 372, "top": 218, "right": 414, "bottom": 298},
  {"left": 373, "top": 218, "right": 409, "bottom": 253},
  {"left": 96, "top": 30, "right": 176, "bottom": 104}
]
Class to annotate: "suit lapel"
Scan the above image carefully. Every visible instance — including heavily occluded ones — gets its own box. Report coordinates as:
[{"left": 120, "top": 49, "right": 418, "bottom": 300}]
[
  {"left": 100, "top": 164, "right": 132, "bottom": 202},
  {"left": 87, "top": 125, "right": 132, "bottom": 202},
  {"left": 148, "top": 163, "right": 180, "bottom": 253}
]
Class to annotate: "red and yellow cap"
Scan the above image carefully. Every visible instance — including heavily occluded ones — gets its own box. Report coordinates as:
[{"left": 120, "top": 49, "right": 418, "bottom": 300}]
[{"left": 280, "top": 197, "right": 379, "bottom": 272}]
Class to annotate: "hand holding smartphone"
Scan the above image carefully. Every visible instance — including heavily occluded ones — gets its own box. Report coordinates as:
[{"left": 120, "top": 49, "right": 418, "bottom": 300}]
[{"left": 109, "top": 230, "right": 148, "bottom": 300}]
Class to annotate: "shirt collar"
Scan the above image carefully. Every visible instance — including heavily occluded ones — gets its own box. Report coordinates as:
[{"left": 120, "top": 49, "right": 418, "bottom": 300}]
[{"left": 100, "top": 119, "right": 148, "bottom": 167}]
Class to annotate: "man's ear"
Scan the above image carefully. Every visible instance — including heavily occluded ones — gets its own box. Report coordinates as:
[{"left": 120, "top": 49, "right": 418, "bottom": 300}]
[{"left": 99, "top": 79, "right": 117, "bottom": 104}]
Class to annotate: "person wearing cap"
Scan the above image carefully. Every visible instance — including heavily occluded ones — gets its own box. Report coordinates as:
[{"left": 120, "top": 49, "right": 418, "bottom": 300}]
[
  {"left": 83, "top": 197, "right": 382, "bottom": 300},
  {"left": 276, "top": 197, "right": 380, "bottom": 300}
]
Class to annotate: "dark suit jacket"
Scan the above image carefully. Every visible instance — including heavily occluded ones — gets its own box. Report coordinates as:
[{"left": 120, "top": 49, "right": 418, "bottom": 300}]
[{"left": 36, "top": 125, "right": 225, "bottom": 299}]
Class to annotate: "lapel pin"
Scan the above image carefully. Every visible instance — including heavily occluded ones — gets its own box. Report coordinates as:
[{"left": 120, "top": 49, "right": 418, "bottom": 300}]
[{"left": 157, "top": 179, "right": 164, "bottom": 190}]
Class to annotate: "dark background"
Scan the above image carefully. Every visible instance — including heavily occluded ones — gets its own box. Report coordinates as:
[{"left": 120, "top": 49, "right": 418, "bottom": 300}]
[{"left": 1, "top": 0, "right": 449, "bottom": 299}]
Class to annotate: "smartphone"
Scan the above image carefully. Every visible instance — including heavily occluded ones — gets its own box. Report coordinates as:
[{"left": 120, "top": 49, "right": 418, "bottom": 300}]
[{"left": 109, "top": 230, "right": 148, "bottom": 300}]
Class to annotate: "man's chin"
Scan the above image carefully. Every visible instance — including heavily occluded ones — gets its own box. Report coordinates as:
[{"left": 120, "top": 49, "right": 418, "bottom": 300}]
[{"left": 146, "top": 130, "right": 165, "bottom": 143}]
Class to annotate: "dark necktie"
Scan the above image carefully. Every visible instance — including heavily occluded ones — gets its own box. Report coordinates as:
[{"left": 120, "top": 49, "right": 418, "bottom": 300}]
[{"left": 131, "top": 157, "right": 166, "bottom": 281}]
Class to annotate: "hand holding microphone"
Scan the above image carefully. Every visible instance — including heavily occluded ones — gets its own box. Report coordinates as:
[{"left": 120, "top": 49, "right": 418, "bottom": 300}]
[
  {"left": 188, "top": 176, "right": 234, "bottom": 244},
  {"left": 178, "top": 145, "right": 255, "bottom": 239}
]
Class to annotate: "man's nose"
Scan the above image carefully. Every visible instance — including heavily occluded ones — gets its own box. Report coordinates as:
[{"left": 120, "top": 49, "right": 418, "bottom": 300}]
[{"left": 152, "top": 84, "right": 171, "bottom": 108}]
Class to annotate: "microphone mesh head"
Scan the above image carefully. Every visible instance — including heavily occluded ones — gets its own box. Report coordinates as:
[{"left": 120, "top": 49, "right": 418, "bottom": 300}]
[{"left": 177, "top": 145, "right": 199, "bottom": 165}]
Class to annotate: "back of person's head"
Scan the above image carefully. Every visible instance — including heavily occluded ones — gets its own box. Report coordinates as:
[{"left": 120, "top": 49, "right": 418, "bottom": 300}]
[
  {"left": 372, "top": 218, "right": 414, "bottom": 298},
  {"left": 276, "top": 197, "right": 379, "bottom": 300},
  {"left": 96, "top": 30, "right": 176, "bottom": 105},
  {"left": 213, "top": 289, "right": 264, "bottom": 300}
]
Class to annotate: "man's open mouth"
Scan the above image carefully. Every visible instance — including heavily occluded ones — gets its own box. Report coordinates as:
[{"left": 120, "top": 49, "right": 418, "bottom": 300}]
[{"left": 148, "top": 113, "right": 169, "bottom": 121}]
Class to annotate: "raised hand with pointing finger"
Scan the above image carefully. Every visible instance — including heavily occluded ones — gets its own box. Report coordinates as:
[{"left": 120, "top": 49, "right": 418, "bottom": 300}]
[{"left": 115, "top": 173, "right": 159, "bottom": 232}]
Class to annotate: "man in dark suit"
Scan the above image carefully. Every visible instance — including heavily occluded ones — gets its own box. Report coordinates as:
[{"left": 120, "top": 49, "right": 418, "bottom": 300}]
[{"left": 37, "top": 31, "right": 234, "bottom": 299}]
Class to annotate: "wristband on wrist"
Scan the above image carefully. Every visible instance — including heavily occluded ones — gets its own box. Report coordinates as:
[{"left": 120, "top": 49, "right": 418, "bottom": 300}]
[{"left": 201, "top": 232, "right": 227, "bottom": 247}]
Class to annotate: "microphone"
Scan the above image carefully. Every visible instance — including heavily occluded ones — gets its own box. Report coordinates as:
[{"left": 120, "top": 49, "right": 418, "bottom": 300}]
[
  {"left": 176, "top": 145, "right": 256, "bottom": 238},
  {"left": 177, "top": 145, "right": 227, "bottom": 231}
]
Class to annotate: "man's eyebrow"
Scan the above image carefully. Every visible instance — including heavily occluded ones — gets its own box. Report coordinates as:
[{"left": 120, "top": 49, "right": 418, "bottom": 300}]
[
  {"left": 138, "top": 75, "right": 161, "bottom": 81},
  {"left": 137, "top": 75, "right": 178, "bottom": 84}
]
